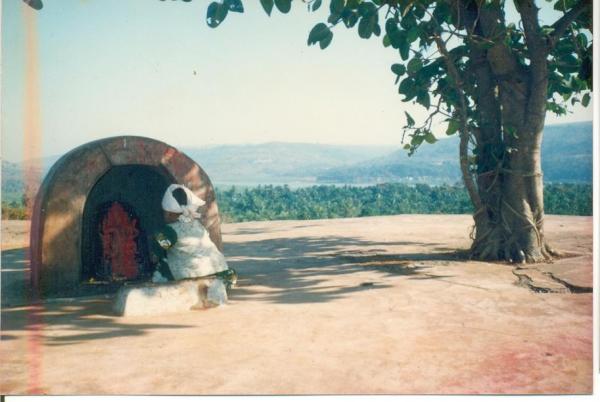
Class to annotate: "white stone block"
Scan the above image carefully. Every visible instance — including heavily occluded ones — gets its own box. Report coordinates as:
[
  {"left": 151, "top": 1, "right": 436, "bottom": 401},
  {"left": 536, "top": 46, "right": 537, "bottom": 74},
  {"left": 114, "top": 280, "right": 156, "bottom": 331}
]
[
  {"left": 113, "top": 278, "right": 226, "bottom": 317},
  {"left": 206, "top": 279, "right": 228, "bottom": 307}
]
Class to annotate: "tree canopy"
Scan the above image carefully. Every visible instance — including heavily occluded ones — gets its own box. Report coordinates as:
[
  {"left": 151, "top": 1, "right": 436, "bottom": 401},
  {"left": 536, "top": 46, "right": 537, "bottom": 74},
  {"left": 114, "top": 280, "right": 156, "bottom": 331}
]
[{"left": 204, "top": 0, "right": 591, "bottom": 150}]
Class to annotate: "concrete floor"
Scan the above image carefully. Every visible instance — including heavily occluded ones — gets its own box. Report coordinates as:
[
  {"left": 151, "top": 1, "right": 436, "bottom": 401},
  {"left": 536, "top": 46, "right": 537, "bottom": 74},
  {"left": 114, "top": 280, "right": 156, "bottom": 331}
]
[{"left": 0, "top": 215, "right": 593, "bottom": 394}]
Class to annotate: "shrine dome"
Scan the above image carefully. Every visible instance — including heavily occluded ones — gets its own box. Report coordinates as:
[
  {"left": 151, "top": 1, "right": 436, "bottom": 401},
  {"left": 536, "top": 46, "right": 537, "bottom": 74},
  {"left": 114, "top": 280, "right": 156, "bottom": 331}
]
[{"left": 30, "top": 136, "right": 222, "bottom": 297}]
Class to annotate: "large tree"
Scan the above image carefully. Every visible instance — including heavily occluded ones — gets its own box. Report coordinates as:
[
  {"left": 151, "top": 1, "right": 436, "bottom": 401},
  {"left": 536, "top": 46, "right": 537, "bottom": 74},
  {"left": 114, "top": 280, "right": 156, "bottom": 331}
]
[{"left": 202, "top": 0, "right": 592, "bottom": 263}]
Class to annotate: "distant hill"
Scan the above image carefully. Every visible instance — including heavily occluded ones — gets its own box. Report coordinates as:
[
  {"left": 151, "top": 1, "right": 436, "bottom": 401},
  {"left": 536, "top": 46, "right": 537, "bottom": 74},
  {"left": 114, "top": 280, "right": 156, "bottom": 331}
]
[
  {"left": 1, "top": 121, "right": 593, "bottom": 201},
  {"left": 540, "top": 122, "right": 592, "bottom": 182},
  {"left": 316, "top": 121, "right": 592, "bottom": 184},
  {"left": 181, "top": 143, "right": 392, "bottom": 185},
  {"left": 1, "top": 161, "right": 25, "bottom": 203}
]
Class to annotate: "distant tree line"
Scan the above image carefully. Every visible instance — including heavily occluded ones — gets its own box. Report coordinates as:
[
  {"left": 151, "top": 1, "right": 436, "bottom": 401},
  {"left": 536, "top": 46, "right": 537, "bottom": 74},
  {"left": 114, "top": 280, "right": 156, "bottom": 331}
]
[
  {"left": 1, "top": 183, "right": 591, "bottom": 221},
  {"left": 215, "top": 183, "right": 592, "bottom": 223},
  {"left": 1, "top": 200, "right": 28, "bottom": 220}
]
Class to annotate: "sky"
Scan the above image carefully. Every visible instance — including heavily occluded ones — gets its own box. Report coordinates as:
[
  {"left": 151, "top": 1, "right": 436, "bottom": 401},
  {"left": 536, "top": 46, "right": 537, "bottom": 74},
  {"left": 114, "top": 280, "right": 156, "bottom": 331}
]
[{"left": 1, "top": 0, "right": 594, "bottom": 161}]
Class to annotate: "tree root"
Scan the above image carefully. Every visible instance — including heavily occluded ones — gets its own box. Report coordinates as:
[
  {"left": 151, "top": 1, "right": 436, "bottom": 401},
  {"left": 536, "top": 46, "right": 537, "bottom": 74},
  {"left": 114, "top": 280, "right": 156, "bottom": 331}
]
[
  {"left": 543, "top": 243, "right": 562, "bottom": 258},
  {"left": 470, "top": 230, "right": 556, "bottom": 264}
]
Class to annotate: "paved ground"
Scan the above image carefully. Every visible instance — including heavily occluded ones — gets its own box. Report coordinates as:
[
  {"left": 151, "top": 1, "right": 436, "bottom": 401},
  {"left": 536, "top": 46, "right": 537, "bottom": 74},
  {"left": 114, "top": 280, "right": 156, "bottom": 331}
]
[{"left": 0, "top": 215, "right": 593, "bottom": 394}]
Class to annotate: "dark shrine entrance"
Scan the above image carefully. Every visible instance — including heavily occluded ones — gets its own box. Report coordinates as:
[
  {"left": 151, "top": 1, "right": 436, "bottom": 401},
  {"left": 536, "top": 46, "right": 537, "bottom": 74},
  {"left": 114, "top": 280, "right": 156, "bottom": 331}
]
[{"left": 81, "top": 165, "right": 173, "bottom": 283}]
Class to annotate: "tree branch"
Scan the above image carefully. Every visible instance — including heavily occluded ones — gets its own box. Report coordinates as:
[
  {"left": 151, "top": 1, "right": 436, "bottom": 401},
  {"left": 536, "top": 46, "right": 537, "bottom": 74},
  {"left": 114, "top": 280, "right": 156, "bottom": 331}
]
[
  {"left": 514, "top": 0, "right": 549, "bottom": 132},
  {"left": 515, "top": 0, "right": 546, "bottom": 64},
  {"left": 433, "top": 35, "right": 483, "bottom": 211},
  {"left": 547, "top": 0, "right": 592, "bottom": 49},
  {"left": 465, "top": 2, "right": 527, "bottom": 80}
]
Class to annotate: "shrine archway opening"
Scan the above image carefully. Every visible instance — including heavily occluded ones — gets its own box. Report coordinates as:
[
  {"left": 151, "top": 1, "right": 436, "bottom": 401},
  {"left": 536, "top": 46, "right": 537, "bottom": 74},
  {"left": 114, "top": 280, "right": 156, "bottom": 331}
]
[{"left": 81, "top": 165, "right": 173, "bottom": 283}]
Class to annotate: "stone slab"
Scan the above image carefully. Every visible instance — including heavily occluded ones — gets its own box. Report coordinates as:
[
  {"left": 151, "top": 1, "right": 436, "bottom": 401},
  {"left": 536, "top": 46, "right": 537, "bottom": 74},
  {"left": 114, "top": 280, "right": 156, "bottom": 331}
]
[{"left": 112, "top": 278, "right": 227, "bottom": 317}]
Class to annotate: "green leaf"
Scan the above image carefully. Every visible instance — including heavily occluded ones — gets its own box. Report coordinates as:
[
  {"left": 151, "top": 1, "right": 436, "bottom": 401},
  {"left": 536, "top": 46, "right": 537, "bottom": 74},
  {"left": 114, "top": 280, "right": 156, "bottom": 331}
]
[
  {"left": 373, "top": 23, "right": 381, "bottom": 37},
  {"left": 206, "top": 2, "right": 228, "bottom": 28},
  {"left": 570, "top": 76, "right": 586, "bottom": 91},
  {"left": 400, "top": 12, "right": 416, "bottom": 29},
  {"left": 274, "top": 0, "right": 291, "bottom": 13},
  {"left": 308, "top": 23, "right": 331, "bottom": 46},
  {"left": 383, "top": 35, "right": 391, "bottom": 47},
  {"left": 320, "top": 30, "right": 334, "bottom": 49},
  {"left": 328, "top": 13, "right": 342, "bottom": 24},
  {"left": 547, "top": 101, "right": 567, "bottom": 116},
  {"left": 398, "top": 37, "right": 410, "bottom": 60},
  {"left": 576, "top": 33, "right": 588, "bottom": 49},
  {"left": 330, "top": 0, "right": 345, "bottom": 14},
  {"left": 582, "top": 93, "right": 591, "bottom": 107},
  {"left": 419, "top": 61, "right": 441, "bottom": 80},
  {"left": 24, "top": 0, "right": 44, "bottom": 10},
  {"left": 398, "top": 77, "right": 417, "bottom": 101},
  {"left": 446, "top": 119, "right": 459, "bottom": 135},
  {"left": 579, "top": 55, "right": 592, "bottom": 86},
  {"left": 553, "top": 0, "right": 578, "bottom": 12},
  {"left": 343, "top": 11, "right": 359, "bottom": 27},
  {"left": 432, "top": 2, "right": 451, "bottom": 24},
  {"left": 405, "top": 111, "right": 415, "bottom": 127},
  {"left": 225, "top": 0, "right": 244, "bottom": 13},
  {"left": 387, "top": 30, "right": 402, "bottom": 49},
  {"left": 416, "top": 91, "right": 431, "bottom": 109},
  {"left": 311, "top": 0, "right": 322, "bottom": 12},
  {"left": 391, "top": 63, "right": 406, "bottom": 76},
  {"left": 358, "top": 2, "right": 376, "bottom": 16},
  {"left": 407, "top": 58, "right": 423, "bottom": 74},
  {"left": 215, "top": 3, "right": 229, "bottom": 22},
  {"left": 385, "top": 18, "right": 398, "bottom": 35},
  {"left": 410, "top": 134, "right": 423, "bottom": 146},
  {"left": 358, "top": 16, "right": 373, "bottom": 39},
  {"left": 424, "top": 131, "right": 437, "bottom": 144},
  {"left": 206, "top": 2, "right": 217, "bottom": 23},
  {"left": 260, "top": 0, "right": 274, "bottom": 15},
  {"left": 413, "top": 3, "right": 425, "bottom": 19},
  {"left": 406, "top": 26, "right": 419, "bottom": 43}
]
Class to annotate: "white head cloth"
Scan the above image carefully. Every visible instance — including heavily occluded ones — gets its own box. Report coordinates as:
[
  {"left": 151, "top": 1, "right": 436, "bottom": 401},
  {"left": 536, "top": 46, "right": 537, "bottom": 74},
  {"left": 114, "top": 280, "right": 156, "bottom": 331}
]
[{"left": 161, "top": 184, "right": 206, "bottom": 220}]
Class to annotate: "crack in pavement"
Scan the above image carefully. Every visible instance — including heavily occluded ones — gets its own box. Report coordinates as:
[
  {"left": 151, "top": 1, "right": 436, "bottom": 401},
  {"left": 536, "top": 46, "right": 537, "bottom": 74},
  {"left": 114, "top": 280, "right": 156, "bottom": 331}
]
[
  {"left": 512, "top": 267, "right": 592, "bottom": 294},
  {"left": 541, "top": 271, "right": 593, "bottom": 294}
]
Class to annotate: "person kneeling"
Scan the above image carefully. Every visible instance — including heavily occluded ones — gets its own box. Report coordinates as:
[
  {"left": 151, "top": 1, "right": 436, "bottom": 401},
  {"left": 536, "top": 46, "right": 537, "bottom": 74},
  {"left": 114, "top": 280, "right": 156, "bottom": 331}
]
[{"left": 150, "top": 184, "right": 237, "bottom": 293}]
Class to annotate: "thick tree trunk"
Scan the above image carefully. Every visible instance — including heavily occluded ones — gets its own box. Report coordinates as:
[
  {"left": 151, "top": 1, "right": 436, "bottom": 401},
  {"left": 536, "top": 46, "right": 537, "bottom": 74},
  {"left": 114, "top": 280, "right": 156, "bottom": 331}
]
[
  {"left": 452, "top": 0, "right": 589, "bottom": 263},
  {"left": 456, "top": 0, "right": 554, "bottom": 263},
  {"left": 470, "top": 117, "right": 556, "bottom": 263}
]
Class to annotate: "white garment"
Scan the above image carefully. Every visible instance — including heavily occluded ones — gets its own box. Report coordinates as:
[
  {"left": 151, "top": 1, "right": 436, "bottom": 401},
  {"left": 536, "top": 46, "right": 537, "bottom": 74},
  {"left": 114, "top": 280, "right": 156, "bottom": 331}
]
[
  {"left": 166, "top": 216, "right": 228, "bottom": 280},
  {"left": 161, "top": 184, "right": 205, "bottom": 220}
]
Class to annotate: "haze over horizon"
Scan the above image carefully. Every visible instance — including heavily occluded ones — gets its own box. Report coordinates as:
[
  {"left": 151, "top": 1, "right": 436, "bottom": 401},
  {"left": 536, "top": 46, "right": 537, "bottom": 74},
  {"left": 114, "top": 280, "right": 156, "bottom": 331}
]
[
  {"left": 0, "top": 119, "right": 594, "bottom": 166},
  {"left": 1, "top": 0, "right": 594, "bottom": 162},
  {"left": 0, "top": 119, "right": 592, "bottom": 164}
]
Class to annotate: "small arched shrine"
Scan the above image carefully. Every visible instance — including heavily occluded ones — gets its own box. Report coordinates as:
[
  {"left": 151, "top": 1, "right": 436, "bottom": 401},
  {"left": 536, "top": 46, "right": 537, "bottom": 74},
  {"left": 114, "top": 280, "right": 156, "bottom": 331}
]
[{"left": 30, "top": 136, "right": 222, "bottom": 297}]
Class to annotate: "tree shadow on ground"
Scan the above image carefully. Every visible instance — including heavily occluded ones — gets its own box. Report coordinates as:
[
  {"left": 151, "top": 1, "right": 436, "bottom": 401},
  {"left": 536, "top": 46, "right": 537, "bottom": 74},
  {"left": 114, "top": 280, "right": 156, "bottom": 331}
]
[
  {"left": 1, "top": 234, "right": 463, "bottom": 345},
  {"left": 224, "top": 235, "right": 464, "bottom": 305},
  {"left": 0, "top": 298, "right": 193, "bottom": 346},
  {"left": 226, "top": 222, "right": 333, "bottom": 236},
  {"left": 1, "top": 248, "right": 31, "bottom": 307},
  {"left": 2, "top": 251, "right": 192, "bottom": 347}
]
